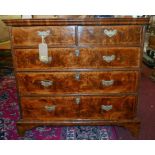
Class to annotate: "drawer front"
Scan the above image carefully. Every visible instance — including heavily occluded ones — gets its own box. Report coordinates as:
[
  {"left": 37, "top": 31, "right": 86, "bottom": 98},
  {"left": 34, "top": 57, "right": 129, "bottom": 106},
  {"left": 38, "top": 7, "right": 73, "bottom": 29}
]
[
  {"left": 12, "top": 26, "right": 75, "bottom": 46},
  {"left": 14, "top": 47, "right": 140, "bottom": 70},
  {"left": 21, "top": 96, "right": 79, "bottom": 120},
  {"left": 21, "top": 95, "right": 136, "bottom": 120},
  {"left": 79, "top": 95, "right": 136, "bottom": 120},
  {"left": 16, "top": 71, "right": 138, "bottom": 95},
  {"left": 78, "top": 26, "right": 142, "bottom": 46}
]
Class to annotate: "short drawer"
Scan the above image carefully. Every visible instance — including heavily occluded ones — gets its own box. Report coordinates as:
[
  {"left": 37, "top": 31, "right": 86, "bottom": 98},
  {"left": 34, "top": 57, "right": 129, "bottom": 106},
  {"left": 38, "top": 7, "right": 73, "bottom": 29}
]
[
  {"left": 14, "top": 47, "right": 141, "bottom": 70},
  {"left": 16, "top": 71, "right": 138, "bottom": 95},
  {"left": 12, "top": 26, "right": 75, "bottom": 47},
  {"left": 78, "top": 26, "right": 142, "bottom": 46},
  {"left": 21, "top": 96, "right": 79, "bottom": 120},
  {"left": 21, "top": 95, "right": 136, "bottom": 120}
]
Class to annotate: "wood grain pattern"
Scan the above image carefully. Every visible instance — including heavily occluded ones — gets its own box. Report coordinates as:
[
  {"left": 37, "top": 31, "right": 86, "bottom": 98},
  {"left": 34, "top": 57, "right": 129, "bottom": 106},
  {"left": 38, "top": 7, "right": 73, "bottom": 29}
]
[
  {"left": 3, "top": 18, "right": 148, "bottom": 137},
  {"left": 21, "top": 96, "right": 79, "bottom": 119},
  {"left": 12, "top": 26, "right": 75, "bottom": 46},
  {"left": 79, "top": 95, "right": 136, "bottom": 119},
  {"left": 20, "top": 95, "right": 136, "bottom": 120},
  {"left": 14, "top": 47, "right": 141, "bottom": 70},
  {"left": 149, "top": 35, "right": 155, "bottom": 49},
  {"left": 3, "top": 18, "right": 150, "bottom": 26},
  {"left": 16, "top": 71, "right": 138, "bottom": 95},
  {"left": 78, "top": 26, "right": 142, "bottom": 46}
]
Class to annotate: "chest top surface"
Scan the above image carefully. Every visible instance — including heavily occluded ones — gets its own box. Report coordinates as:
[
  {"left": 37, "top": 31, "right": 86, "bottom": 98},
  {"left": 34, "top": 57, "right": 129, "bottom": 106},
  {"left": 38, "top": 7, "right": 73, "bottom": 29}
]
[{"left": 3, "top": 17, "right": 150, "bottom": 26}]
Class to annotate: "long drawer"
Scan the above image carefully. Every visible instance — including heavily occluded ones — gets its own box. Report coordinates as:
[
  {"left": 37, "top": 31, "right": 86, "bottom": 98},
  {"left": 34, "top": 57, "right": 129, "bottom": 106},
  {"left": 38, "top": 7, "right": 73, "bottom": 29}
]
[
  {"left": 16, "top": 71, "right": 138, "bottom": 95},
  {"left": 78, "top": 26, "right": 142, "bottom": 46},
  {"left": 12, "top": 26, "right": 75, "bottom": 47},
  {"left": 21, "top": 95, "right": 137, "bottom": 120},
  {"left": 14, "top": 47, "right": 141, "bottom": 70}
]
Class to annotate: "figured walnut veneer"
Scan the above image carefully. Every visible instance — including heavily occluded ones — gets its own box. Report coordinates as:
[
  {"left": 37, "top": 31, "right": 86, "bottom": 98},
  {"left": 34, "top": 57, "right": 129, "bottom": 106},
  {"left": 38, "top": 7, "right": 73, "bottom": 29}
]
[
  {"left": 20, "top": 95, "right": 137, "bottom": 120},
  {"left": 3, "top": 18, "right": 149, "bottom": 137},
  {"left": 16, "top": 71, "right": 138, "bottom": 95},
  {"left": 78, "top": 26, "right": 142, "bottom": 46},
  {"left": 12, "top": 26, "right": 75, "bottom": 47},
  {"left": 14, "top": 47, "right": 141, "bottom": 70}
]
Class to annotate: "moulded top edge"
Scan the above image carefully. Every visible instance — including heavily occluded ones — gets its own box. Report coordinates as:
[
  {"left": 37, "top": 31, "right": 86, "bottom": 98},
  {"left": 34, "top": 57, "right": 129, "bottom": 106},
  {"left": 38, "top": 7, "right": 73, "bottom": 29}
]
[{"left": 2, "top": 18, "right": 150, "bottom": 26}]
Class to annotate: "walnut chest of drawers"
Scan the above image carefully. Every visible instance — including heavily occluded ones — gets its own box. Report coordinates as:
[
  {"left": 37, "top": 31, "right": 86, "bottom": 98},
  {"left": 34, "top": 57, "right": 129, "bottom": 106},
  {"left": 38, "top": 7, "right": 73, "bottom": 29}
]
[{"left": 3, "top": 18, "right": 149, "bottom": 136}]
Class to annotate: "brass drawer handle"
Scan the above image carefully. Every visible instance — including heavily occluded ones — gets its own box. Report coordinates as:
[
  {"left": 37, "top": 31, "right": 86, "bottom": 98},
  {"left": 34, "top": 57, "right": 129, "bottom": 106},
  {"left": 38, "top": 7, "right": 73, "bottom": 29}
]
[
  {"left": 40, "top": 80, "right": 53, "bottom": 87},
  {"left": 103, "top": 55, "right": 115, "bottom": 63},
  {"left": 75, "top": 72, "right": 80, "bottom": 81},
  {"left": 38, "top": 30, "right": 50, "bottom": 39},
  {"left": 45, "top": 105, "right": 56, "bottom": 112},
  {"left": 75, "top": 49, "right": 80, "bottom": 57},
  {"left": 102, "top": 80, "right": 114, "bottom": 86},
  {"left": 104, "top": 29, "right": 117, "bottom": 37},
  {"left": 75, "top": 97, "right": 80, "bottom": 104},
  {"left": 101, "top": 105, "right": 113, "bottom": 111}
]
